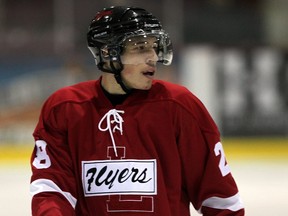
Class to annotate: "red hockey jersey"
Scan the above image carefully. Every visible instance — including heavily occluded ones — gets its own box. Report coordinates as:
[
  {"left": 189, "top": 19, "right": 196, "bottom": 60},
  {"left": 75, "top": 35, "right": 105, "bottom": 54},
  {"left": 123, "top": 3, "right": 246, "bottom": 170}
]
[{"left": 30, "top": 78, "right": 244, "bottom": 215}]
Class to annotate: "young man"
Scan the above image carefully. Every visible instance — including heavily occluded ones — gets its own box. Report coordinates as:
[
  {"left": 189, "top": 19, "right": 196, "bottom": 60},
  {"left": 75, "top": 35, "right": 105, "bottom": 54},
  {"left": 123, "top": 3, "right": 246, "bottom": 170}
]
[{"left": 30, "top": 6, "right": 245, "bottom": 216}]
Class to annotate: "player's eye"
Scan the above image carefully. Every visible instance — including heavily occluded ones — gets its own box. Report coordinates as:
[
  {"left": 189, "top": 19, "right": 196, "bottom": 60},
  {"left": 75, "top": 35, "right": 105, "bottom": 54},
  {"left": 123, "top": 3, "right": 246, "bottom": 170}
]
[
  {"left": 132, "top": 42, "right": 158, "bottom": 52},
  {"left": 135, "top": 44, "right": 148, "bottom": 51},
  {"left": 152, "top": 42, "right": 158, "bottom": 51}
]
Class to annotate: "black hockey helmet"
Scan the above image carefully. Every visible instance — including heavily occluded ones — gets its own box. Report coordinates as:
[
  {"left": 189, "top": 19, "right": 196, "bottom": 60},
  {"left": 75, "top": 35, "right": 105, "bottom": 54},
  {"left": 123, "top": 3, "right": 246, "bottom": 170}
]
[{"left": 87, "top": 6, "right": 173, "bottom": 72}]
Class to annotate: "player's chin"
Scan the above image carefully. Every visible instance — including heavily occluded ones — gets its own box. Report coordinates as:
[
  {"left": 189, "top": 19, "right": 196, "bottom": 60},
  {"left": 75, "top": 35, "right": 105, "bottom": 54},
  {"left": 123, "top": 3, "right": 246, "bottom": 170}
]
[
  {"left": 143, "top": 86, "right": 152, "bottom": 90},
  {"left": 144, "top": 79, "right": 154, "bottom": 89},
  {"left": 136, "top": 82, "right": 153, "bottom": 90}
]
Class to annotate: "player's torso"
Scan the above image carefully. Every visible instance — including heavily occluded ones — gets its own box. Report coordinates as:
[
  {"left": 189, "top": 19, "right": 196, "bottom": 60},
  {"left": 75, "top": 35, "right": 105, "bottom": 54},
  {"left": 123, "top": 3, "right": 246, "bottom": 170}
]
[{"left": 65, "top": 97, "right": 187, "bottom": 215}]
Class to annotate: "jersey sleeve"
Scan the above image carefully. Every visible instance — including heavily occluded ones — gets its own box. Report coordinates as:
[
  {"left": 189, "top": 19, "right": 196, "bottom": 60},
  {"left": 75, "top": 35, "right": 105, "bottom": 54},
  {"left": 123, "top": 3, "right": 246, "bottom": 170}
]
[
  {"left": 176, "top": 92, "right": 245, "bottom": 215},
  {"left": 30, "top": 95, "right": 77, "bottom": 216}
]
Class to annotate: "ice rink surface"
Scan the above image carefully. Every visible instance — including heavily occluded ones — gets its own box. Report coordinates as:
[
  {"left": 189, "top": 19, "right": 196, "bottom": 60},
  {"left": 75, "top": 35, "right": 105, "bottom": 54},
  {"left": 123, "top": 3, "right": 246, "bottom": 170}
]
[{"left": 1, "top": 159, "right": 288, "bottom": 215}]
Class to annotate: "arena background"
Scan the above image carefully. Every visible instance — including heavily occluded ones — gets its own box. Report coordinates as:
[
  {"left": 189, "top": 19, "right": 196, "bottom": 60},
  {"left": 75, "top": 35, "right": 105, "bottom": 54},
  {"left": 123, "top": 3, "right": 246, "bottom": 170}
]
[{"left": 1, "top": 0, "right": 288, "bottom": 215}]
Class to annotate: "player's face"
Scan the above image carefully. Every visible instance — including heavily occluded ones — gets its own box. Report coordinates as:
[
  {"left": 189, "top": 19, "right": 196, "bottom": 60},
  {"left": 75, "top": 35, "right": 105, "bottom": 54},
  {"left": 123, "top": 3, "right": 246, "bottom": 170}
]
[{"left": 120, "top": 36, "right": 159, "bottom": 90}]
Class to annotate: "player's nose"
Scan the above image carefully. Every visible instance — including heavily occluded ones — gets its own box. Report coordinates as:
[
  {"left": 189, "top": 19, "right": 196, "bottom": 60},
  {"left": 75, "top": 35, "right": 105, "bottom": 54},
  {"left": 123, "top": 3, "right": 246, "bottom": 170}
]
[{"left": 146, "top": 49, "right": 159, "bottom": 64}]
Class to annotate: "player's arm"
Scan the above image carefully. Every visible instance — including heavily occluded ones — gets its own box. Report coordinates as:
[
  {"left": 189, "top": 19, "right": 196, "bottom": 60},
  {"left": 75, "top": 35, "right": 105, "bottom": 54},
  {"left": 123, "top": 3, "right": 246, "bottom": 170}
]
[
  {"left": 30, "top": 98, "right": 77, "bottom": 216},
  {"left": 177, "top": 94, "right": 244, "bottom": 215},
  {"left": 197, "top": 140, "right": 244, "bottom": 215},
  {"left": 31, "top": 192, "right": 75, "bottom": 216}
]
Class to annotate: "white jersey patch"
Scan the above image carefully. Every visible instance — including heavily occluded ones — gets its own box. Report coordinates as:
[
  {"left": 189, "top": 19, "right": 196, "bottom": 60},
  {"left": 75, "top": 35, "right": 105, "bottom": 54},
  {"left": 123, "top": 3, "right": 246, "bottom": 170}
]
[{"left": 82, "top": 159, "right": 157, "bottom": 196}]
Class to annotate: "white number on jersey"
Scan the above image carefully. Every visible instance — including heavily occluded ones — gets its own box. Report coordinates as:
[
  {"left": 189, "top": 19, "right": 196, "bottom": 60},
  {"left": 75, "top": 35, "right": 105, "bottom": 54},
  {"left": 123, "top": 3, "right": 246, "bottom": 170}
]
[
  {"left": 32, "top": 140, "right": 51, "bottom": 169},
  {"left": 214, "top": 142, "right": 231, "bottom": 176}
]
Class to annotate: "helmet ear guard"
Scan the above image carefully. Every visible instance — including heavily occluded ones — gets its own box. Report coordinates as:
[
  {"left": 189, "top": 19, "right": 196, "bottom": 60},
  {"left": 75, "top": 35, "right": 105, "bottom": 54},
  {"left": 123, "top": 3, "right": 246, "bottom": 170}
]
[
  {"left": 88, "top": 44, "right": 123, "bottom": 73},
  {"left": 102, "top": 45, "right": 122, "bottom": 62}
]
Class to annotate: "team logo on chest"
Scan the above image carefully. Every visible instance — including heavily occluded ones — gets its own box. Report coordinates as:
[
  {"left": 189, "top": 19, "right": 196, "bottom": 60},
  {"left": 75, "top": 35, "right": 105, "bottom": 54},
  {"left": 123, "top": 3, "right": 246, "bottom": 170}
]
[
  {"left": 82, "top": 109, "right": 156, "bottom": 212},
  {"left": 82, "top": 159, "right": 157, "bottom": 196}
]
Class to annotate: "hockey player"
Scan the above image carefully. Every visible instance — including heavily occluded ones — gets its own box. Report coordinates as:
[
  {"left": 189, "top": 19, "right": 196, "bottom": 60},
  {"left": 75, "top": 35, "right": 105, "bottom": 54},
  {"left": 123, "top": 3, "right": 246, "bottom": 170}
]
[{"left": 30, "top": 6, "right": 245, "bottom": 215}]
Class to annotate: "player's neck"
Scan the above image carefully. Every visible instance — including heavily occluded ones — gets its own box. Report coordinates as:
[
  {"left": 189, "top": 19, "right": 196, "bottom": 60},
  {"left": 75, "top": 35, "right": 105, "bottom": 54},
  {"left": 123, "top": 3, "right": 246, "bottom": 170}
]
[{"left": 101, "top": 73, "right": 127, "bottom": 95}]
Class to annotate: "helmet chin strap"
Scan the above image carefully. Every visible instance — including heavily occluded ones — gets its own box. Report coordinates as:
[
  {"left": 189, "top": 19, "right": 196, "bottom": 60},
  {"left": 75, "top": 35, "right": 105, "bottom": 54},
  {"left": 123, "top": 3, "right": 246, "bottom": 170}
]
[{"left": 109, "top": 61, "right": 132, "bottom": 94}]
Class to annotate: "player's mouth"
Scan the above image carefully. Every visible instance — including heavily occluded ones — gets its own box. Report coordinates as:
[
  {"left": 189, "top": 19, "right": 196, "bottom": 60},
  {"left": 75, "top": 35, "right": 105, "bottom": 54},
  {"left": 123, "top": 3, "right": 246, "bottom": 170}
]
[{"left": 142, "top": 68, "right": 155, "bottom": 79}]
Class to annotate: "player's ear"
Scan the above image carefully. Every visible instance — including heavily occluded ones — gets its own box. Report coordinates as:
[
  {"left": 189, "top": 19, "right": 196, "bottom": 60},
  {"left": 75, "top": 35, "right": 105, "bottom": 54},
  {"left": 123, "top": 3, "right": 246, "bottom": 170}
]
[
  {"left": 102, "top": 61, "right": 122, "bottom": 71},
  {"left": 101, "top": 47, "right": 109, "bottom": 59}
]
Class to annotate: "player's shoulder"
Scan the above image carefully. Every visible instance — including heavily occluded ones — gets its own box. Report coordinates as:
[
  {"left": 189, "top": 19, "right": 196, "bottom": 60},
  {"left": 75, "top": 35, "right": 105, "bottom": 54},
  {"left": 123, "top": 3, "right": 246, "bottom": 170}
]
[
  {"left": 152, "top": 80, "right": 199, "bottom": 102},
  {"left": 152, "top": 80, "right": 210, "bottom": 115},
  {"left": 44, "top": 80, "right": 98, "bottom": 107},
  {"left": 153, "top": 80, "right": 218, "bottom": 132}
]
